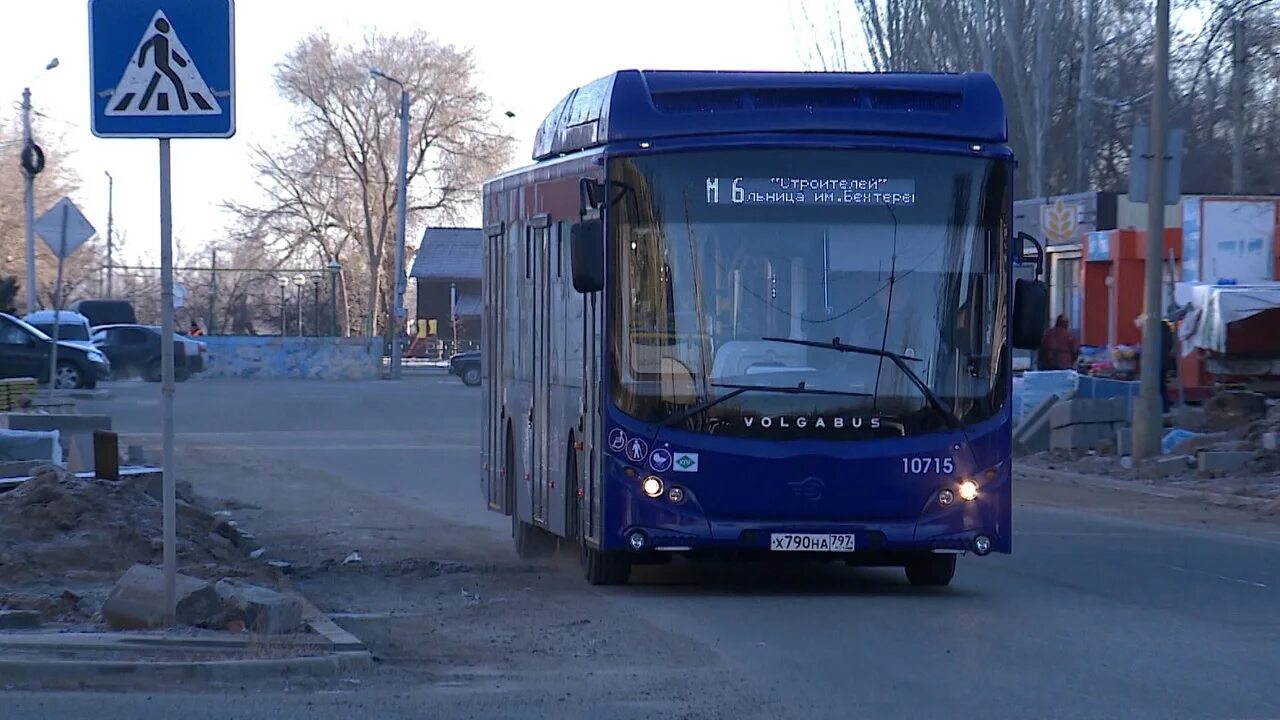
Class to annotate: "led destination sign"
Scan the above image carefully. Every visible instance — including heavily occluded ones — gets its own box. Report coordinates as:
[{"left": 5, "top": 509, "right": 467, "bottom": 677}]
[{"left": 704, "top": 177, "right": 916, "bottom": 206}]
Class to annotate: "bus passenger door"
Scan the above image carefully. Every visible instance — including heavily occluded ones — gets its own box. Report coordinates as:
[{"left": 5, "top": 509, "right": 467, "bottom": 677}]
[
  {"left": 483, "top": 224, "right": 507, "bottom": 513},
  {"left": 532, "top": 219, "right": 552, "bottom": 527}
]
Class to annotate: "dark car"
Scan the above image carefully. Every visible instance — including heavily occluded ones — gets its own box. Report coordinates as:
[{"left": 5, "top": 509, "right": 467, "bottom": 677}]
[
  {"left": 69, "top": 299, "right": 137, "bottom": 328},
  {"left": 0, "top": 313, "right": 111, "bottom": 390},
  {"left": 449, "top": 351, "right": 481, "bottom": 386},
  {"left": 91, "top": 324, "right": 191, "bottom": 382}
]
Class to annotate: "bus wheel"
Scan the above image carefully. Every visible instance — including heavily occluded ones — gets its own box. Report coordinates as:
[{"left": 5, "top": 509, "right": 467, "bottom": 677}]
[
  {"left": 904, "top": 554, "right": 956, "bottom": 587},
  {"left": 581, "top": 543, "right": 631, "bottom": 586}
]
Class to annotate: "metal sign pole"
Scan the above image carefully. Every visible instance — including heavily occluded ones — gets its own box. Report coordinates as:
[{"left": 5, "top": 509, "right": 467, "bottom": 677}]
[
  {"left": 159, "top": 138, "right": 177, "bottom": 625},
  {"left": 46, "top": 204, "right": 69, "bottom": 399}
]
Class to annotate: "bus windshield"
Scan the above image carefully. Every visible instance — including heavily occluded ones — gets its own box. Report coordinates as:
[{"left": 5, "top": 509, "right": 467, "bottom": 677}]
[{"left": 608, "top": 149, "right": 1011, "bottom": 439}]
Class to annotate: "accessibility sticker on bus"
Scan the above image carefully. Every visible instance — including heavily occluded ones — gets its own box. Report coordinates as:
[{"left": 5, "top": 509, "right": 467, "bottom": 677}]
[{"left": 704, "top": 177, "right": 916, "bottom": 206}]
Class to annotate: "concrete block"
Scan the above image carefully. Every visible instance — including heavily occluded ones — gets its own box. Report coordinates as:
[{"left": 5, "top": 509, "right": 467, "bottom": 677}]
[
  {"left": 0, "top": 610, "right": 42, "bottom": 629},
  {"left": 1115, "top": 427, "right": 1133, "bottom": 457},
  {"left": 1153, "top": 455, "right": 1192, "bottom": 477},
  {"left": 0, "top": 413, "right": 111, "bottom": 433},
  {"left": 102, "top": 564, "right": 222, "bottom": 630},
  {"left": 1263, "top": 433, "right": 1279, "bottom": 451},
  {"left": 0, "top": 429, "right": 61, "bottom": 463},
  {"left": 214, "top": 580, "right": 305, "bottom": 634},
  {"left": 1197, "top": 451, "right": 1254, "bottom": 474},
  {"left": 0, "top": 460, "right": 45, "bottom": 478},
  {"left": 1014, "top": 394, "right": 1060, "bottom": 454},
  {"left": 1050, "top": 423, "right": 1117, "bottom": 451},
  {"left": 1049, "top": 398, "right": 1129, "bottom": 429}
]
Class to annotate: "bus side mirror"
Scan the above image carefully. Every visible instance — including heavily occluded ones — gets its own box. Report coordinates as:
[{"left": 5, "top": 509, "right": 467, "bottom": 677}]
[
  {"left": 570, "top": 220, "right": 604, "bottom": 294},
  {"left": 1012, "top": 278, "right": 1049, "bottom": 350}
]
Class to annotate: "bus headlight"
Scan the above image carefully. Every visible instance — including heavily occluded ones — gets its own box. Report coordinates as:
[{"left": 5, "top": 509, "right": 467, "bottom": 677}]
[
  {"left": 642, "top": 476, "right": 664, "bottom": 498},
  {"left": 958, "top": 479, "right": 979, "bottom": 501}
]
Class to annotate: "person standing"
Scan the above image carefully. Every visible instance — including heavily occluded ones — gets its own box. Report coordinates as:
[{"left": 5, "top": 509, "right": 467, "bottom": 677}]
[{"left": 1037, "top": 315, "right": 1080, "bottom": 371}]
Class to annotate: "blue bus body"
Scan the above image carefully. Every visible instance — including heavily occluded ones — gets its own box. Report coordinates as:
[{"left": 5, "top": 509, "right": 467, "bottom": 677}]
[{"left": 482, "top": 70, "right": 1032, "bottom": 586}]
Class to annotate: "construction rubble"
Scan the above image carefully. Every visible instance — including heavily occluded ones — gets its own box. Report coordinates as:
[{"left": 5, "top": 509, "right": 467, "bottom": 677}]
[
  {"left": 1016, "top": 373, "right": 1280, "bottom": 497},
  {"left": 0, "top": 464, "right": 305, "bottom": 633}
]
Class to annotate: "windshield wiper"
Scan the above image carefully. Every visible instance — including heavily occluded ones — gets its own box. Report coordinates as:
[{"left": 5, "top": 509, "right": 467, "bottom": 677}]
[
  {"left": 761, "top": 336, "right": 962, "bottom": 430},
  {"left": 660, "top": 380, "right": 872, "bottom": 428}
]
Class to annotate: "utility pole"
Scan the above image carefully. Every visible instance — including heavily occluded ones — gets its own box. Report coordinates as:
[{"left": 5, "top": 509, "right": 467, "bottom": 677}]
[
  {"left": 1231, "top": 16, "right": 1246, "bottom": 194},
  {"left": 209, "top": 248, "right": 218, "bottom": 335},
  {"left": 370, "top": 67, "right": 410, "bottom": 380},
  {"left": 1076, "top": 0, "right": 1095, "bottom": 192},
  {"left": 22, "top": 88, "right": 37, "bottom": 313},
  {"left": 1135, "top": 0, "right": 1170, "bottom": 461},
  {"left": 105, "top": 171, "right": 114, "bottom": 297}
]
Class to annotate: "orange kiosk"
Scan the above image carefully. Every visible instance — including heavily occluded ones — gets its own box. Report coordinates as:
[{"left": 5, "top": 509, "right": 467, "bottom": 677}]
[{"left": 1081, "top": 228, "right": 1182, "bottom": 347}]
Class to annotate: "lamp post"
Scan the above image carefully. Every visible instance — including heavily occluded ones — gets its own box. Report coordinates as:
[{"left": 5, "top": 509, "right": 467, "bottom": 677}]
[
  {"left": 327, "top": 259, "right": 341, "bottom": 336},
  {"left": 277, "top": 276, "right": 289, "bottom": 337},
  {"left": 293, "top": 274, "right": 305, "bottom": 336},
  {"left": 311, "top": 273, "right": 322, "bottom": 337},
  {"left": 104, "top": 171, "right": 114, "bottom": 297},
  {"left": 22, "top": 57, "right": 59, "bottom": 312},
  {"left": 370, "top": 67, "right": 410, "bottom": 380}
]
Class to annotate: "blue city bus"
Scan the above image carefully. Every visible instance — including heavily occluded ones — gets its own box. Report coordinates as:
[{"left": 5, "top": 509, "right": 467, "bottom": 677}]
[{"left": 481, "top": 70, "right": 1048, "bottom": 586}]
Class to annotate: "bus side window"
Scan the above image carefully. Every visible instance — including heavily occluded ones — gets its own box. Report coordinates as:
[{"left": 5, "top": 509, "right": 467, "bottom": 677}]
[
  {"left": 556, "top": 221, "right": 565, "bottom": 278},
  {"left": 525, "top": 226, "right": 532, "bottom": 279}
]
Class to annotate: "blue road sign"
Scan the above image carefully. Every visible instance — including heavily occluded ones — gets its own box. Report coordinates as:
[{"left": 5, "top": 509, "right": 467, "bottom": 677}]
[{"left": 89, "top": 0, "right": 235, "bottom": 138}]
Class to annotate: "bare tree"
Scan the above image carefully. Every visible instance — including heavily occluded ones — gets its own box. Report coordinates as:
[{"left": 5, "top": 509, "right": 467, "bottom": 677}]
[
  {"left": 228, "top": 31, "right": 513, "bottom": 336},
  {"left": 0, "top": 115, "right": 108, "bottom": 312}
]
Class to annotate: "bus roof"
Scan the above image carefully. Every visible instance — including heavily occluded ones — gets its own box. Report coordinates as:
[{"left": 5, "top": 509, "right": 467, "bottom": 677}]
[{"left": 531, "top": 70, "right": 1007, "bottom": 162}]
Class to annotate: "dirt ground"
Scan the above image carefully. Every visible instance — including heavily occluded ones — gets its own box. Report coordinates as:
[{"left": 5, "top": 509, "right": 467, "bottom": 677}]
[{"left": 0, "top": 466, "right": 276, "bottom": 627}]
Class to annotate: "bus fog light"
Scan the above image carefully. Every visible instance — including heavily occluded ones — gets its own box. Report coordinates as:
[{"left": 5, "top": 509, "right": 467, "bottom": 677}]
[
  {"left": 958, "top": 480, "right": 979, "bottom": 501},
  {"left": 667, "top": 486, "right": 684, "bottom": 503},
  {"left": 642, "top": 476, "right": 664, "bottom": 498},
  {"left": 628, "top": 531, "right": 647, "bottom": 551},
  {"left": 974, "top": 535, "right": 992, "bottom": 555},
  {"left": 937, "top": 488, "right": 955, "bottom": 507}
]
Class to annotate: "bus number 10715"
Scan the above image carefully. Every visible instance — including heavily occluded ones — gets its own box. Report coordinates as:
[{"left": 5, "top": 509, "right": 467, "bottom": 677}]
[{"left": 902, "top": 457, "right": 954, "bottom": 475}]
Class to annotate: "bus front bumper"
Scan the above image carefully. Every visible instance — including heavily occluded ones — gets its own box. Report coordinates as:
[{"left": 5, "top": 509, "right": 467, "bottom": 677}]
[{"left": 605, "top": 469, "right": 1012, "bottom": 558}]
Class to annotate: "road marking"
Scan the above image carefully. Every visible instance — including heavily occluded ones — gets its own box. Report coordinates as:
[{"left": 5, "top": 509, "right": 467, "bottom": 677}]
[{"left": 1166, "top": 564, "right": 1268, "bottom": 589}]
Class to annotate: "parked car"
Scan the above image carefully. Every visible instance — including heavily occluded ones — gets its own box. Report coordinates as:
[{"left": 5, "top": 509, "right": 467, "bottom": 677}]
[
  {"left": 449, "top": 350, "right": 481, "bottom": 386},
  {"left": 22, "top": 310, "right": 96, "bottom": 351},
  {"left": 69, "top": 299, "right": 137, "bottom": 328},
  {"left": 150, "top": 326, "right": 207, "bottom": 375},
  {"left": 91, "top": 324, "right": 191, "bottom": 382},
  {"left": 0, "top": 312, "right": 110, "bottom": 389}
]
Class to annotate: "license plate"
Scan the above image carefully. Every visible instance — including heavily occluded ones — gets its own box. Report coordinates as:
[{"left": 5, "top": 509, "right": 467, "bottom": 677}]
[{"left": 769, "top": 533, "right": 856, "bottom": 552}]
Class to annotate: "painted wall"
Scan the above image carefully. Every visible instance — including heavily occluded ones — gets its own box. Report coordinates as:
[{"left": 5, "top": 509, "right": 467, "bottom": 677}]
[{"left": 201, "top": 337, "right": 384, "bottom": 380}]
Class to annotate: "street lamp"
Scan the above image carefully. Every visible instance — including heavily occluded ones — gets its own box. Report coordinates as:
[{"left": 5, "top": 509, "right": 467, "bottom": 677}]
[
  {"left": 277, "top": 276, "right": 289, "bottom": 337},
  {"left": 310, "top": 273, "right": 323, "bottom": 337},
  {"left": 22, "top": 57, "right": 60, "bottom": 312},
  {"left": 104, "top": 171, "right": 114, "bottom": 297},
  {"left": 293, "top": 274, "right": 306, "bottom": 336},
  {"left": 326, "top": 259, "right": 342, "bottom": 337},
  {"left": 370, "top": 66, "right": 410, "bottom": 379}
]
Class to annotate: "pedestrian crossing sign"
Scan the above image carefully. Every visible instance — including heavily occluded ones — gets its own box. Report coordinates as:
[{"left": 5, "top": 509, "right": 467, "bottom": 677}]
[
  {"left": 106, "top": 11, "right": 221, "bottom": 117},
  {"left": 90, "top": 0, "right": 235, "bottom": 138}
]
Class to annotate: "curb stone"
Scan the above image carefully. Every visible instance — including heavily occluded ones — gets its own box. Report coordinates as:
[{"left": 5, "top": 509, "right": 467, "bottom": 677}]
[
  {"left": 0, "top": 596, "right": 370, "bottom": 688},
  {"left": 1018, "top": 465, "right": 1278, "bottom": 511},
  {"left": 0, "top": 651, "right": 371, "bottom": 689}
]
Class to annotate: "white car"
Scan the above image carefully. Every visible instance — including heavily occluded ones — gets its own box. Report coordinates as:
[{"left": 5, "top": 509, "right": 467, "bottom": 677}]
[{"left": 23, "top": 310, "right": 96, "bottom": 351}]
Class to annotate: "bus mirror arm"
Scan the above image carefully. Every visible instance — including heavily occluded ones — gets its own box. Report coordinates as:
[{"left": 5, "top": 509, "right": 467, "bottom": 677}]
[{"left": 1016, "top": 231, "right": 1045, "bottom": 278}]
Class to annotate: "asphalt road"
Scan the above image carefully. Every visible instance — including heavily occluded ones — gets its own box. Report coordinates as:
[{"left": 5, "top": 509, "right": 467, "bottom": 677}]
[{"left": 7, "top": 374, "right": 1279, "bottom": 719}]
